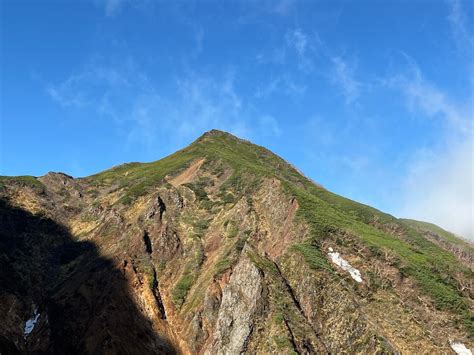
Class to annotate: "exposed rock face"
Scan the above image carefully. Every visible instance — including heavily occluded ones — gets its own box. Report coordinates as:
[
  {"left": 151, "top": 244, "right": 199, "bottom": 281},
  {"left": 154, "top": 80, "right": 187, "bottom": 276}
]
[
  {"left": 0, "top": 199, "right": 176, "bottom": 354},
  {"left": 206, "top": 249, "right": 263, "bottom": 355},
  {"left": 0, "top": 129, "right": 472, "bottom": 354}
]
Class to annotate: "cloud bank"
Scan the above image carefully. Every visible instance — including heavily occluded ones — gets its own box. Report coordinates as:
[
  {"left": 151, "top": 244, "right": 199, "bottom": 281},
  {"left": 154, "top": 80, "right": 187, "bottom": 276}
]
[
  {"left": 401, "top": 138, "right": 473, "bottom": 240},
  {"left": 391, "top": 59, "right": 473, "bottom": 240}
]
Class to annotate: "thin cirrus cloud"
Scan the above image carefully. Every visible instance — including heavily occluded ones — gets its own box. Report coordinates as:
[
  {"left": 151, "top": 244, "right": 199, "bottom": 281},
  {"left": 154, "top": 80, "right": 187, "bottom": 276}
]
[
  {"left": 285, "top": 28, "right": 307, "bottom": 58},
  {"left": 330, "top": 56, "right": 361, "bottom": 106},
  {"left": 385, "top": 55, "right": 472, "bottom": 133},
  {"left": 448, "top": 0, "right": 474, "bottom": 56},
  {"left": 284, "top": 28, "right": 315, "bottom": 72},
  {"left": 46, "top": 59, "right": 148, "bottom": 122},
  {"left": 258, "top": 27, "right": 362, "bottom": 106},
  {"left": 448, "top": 0, "right": 474, "bottom": 90},
  {"left": 254, "top": 75, "right": 307, "bottom": 99},
  {"left": 46, "top": 59, "right": 282, "bottom": 150}
]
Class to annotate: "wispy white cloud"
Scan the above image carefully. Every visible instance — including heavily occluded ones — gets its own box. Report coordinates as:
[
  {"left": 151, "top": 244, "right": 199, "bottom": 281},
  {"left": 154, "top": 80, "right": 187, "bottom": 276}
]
[
  {"left": 255, "top": 47, "right": 286, "bottom": 66},
  {"left": 330, "top": 56, "right": 361, "bottom": 105},
  {"left": 387, "top": 58, "right": 474, "bottom": 239},
  {"left": 172, "top": 72, "right": 246, "bottom": 137},
  {"left": 254, "top": 75, "right": 306, "bottom": 99},
  {"left": 47, "top": 59, "right": 281, "bottom": 150},
  {"left": 104, "top": 0, "right": 126, "bottom": 17},
  {"left": 47, "top": 58, "right": 148, "bottom": 122},
  {"left": 253, "top": 28, "right": 321, "bottom": 100},
  {"left": 286, "top": 28, "right": 307, "bottom": 57},
  {"left": 258, "top": 115, "right": 282, "bottom": 137},
  {"left": 448, "top": 0, "right": 474, "bottom": 55},
  {"left": 447, "top": 0, "right": 474, "bottom": 87},
  {"left": 284, "top": 28, "right": 315, "bottom": 72},
  {"left": 258, "top": 28, "right": 365, "bottom": 106},
  {"left": 341, "top": 155, "right": 370, "bottom": 173},
  {"left": 164, "top": 71, "right": 283, "bottom": 141},
  {"left": 385, "top": 56, "right": 472, "bottom": 133}
]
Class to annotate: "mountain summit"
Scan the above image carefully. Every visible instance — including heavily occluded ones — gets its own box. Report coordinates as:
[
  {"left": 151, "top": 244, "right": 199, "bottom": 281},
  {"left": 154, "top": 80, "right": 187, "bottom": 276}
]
[{"left": 0, "top": 130, "right": 472, "bottom": 354}]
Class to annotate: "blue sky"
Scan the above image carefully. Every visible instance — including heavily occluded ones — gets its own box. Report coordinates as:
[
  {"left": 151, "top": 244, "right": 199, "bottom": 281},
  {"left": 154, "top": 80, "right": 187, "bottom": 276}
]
[{"left": 1, "top": 0, "right": 473, "bottom": 238}]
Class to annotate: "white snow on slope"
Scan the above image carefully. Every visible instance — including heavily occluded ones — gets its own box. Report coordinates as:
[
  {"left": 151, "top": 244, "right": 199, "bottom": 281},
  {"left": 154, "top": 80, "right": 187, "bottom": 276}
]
[
  {"left": 450, "top": 341, "right": 472, "bottom": 355},
  {"left": 328, "top": 247, "right": 363, "bottom": 283},
  {"left": 24, "top": 307, "right": 40, "bottom": 337}
]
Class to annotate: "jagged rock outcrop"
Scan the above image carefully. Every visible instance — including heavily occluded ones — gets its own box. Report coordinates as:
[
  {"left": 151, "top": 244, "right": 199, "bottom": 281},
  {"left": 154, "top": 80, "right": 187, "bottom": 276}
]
[{"left": 205, "top": 248, "right": 263, "bottom": 354}]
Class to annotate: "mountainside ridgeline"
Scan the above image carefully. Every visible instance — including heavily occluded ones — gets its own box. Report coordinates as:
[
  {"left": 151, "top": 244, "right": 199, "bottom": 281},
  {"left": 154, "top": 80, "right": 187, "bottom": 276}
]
[{"left": 1, "top": 130, "right": 472, "bottom": 354}]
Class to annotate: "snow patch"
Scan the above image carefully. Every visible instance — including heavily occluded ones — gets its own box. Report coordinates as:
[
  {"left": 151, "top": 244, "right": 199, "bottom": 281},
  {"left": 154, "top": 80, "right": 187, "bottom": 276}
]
[
  {"left": 328, "top": 247, "right": 363, "bottom": 283},
  {"left": 23, "top": 307, "right": 40, "bottom": 337},
  {"left": 450, "top": 341, "right": 472, "bottom": 355}
]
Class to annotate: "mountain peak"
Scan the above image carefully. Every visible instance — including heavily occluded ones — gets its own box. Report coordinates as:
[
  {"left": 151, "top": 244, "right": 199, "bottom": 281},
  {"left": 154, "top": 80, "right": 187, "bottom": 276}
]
[
  {"left": 195, "top": 128, "right": 247, "bottom": 145},
  {"left": 1, "top": 129, "right": 472, "bottom": 354},
  {"left": 203, "top": 128, "right": 229, "bottom": 136}
]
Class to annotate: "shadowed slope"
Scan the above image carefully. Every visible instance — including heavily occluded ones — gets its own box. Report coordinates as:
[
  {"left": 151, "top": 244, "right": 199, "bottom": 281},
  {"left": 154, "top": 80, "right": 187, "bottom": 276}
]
[{"left": 0, "top": 199, "right": 177, "bottom": 354}]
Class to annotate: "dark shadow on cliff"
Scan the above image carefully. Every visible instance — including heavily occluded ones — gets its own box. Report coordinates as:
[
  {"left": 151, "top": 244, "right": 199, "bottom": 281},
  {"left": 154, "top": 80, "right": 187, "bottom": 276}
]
[{"left": 0, "top": 198, "right": 177, "bottom": 354}]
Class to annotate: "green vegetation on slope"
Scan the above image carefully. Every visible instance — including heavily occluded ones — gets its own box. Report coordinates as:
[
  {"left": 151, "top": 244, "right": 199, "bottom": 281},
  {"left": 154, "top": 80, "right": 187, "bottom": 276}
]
[
  {"left": 172, "top": 238, "right": 205, "bottom": 308},
  {"left": 87, "top": 151, "right": 199, "bottom": 204},
  {"left": 82, "top": 129, "right": 473, "bottom": 335},
  {"left": 402, "top": 218, "right": 474, "bottom": 253},
  {"left": 0, "top": 175, "right": 44, "bottom": 192},
  {"left": 86, "top": 130, "right": 306, "bottom": 205},
  {"left": 286, "top": 182, "right": 474, "bottom": 335}
]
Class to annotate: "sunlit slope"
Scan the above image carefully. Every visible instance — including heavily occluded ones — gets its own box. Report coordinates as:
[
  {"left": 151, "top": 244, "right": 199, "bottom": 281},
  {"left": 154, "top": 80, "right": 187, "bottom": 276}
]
[{"left": 1, "top": 129, "right": 472, "bottom": 353}]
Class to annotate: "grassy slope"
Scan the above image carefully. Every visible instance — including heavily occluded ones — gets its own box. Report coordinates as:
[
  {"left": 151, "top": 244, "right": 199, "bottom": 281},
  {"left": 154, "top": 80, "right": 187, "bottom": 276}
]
[
  {"left": 290, "top": 183, "right": 473, "bottom": 334},
  {"left": 85, "top": 129, "right": 304, "bottom": 203},
  {"left": 2, "top": 130, "right": 473, "bottom": 335},
  {"left": 0, "top": 175, "right": 44, "bottom": 191},
  {"left": 402, "top": 218, "right": 474, "bottom": 253}
]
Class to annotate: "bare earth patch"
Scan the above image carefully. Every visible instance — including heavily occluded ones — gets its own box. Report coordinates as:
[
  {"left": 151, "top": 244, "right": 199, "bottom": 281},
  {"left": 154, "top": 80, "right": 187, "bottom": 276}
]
[{"left": 169, "top": 158, "right": 206, "bottom": 187}]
